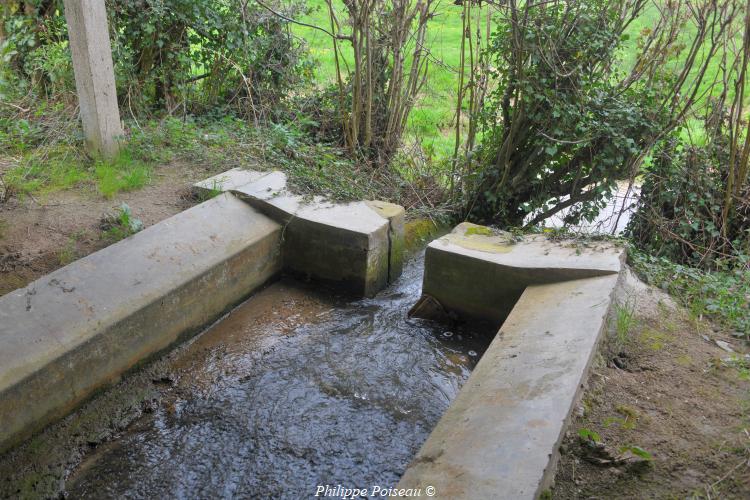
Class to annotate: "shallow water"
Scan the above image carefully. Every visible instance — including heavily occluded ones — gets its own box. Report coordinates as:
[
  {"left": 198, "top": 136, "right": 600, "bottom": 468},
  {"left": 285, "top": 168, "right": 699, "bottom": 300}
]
[{"left": 66, "top": 254, "right": 491, "bottom": 499}]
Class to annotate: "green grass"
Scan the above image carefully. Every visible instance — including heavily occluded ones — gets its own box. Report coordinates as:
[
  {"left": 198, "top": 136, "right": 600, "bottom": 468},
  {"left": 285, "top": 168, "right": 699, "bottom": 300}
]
[
  {"left": 94, "top": 151, "right": 151, "bottom": 199},
  {"left": 4, "top": 142, "right": 151, "bottom": 200},
  {"left": 57, "top": 236, "right": 79, "bottom": 265},
  {"left": 619, "top": 2, "right": 746, "bottom": 145},
  {"left": 614, "top": 299, "right": 638, "bottom": 345},
  {"left": 3, "top": 143, "right": 90, "bottom": 196},
  {"left": 101, "top": 203, "right": 144, "bottom": 242},
  {"left": 1, "top": 107, "right": 390, "bottom": 203}
]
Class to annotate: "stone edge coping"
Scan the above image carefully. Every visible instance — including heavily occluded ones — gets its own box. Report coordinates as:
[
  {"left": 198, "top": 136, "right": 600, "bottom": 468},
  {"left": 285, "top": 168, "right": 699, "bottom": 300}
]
[
  {"left": 0, "top": 193, "right": 283, "bottom": 452},
  {"left": 429, "top": 222, "right": 624, "bottom": 274},
  {"left": 194, "top": 168, "right": 403, "bottom": 238},
  {"left": 398, "top": 274, "right": 622, "bottom": 499}
]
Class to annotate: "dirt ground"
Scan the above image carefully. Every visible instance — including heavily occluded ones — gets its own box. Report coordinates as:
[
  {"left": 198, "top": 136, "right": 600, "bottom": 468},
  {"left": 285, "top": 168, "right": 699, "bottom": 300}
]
[
  {"left": 0, "top": 160, "right": 221, "bottom": 296},
  {"left": 552, "top": 269, "right": 750, "bottom": 499}
]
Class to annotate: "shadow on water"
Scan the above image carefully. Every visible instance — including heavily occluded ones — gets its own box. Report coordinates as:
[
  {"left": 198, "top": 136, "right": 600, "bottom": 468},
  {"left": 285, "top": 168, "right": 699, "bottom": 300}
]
[{"left": 66, "top": 252, "right": 493, "bottom": 499}]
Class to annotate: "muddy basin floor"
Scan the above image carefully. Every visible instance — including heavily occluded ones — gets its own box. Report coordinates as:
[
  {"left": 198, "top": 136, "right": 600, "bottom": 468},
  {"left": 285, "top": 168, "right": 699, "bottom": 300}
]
[{"left": 1, "top": 255, "right": 490, "bottom": 499}]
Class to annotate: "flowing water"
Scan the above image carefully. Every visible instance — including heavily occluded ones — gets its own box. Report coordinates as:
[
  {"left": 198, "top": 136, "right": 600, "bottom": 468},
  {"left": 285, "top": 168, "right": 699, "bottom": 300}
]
[{"left": 66, "top": 253, "right": 492, "bottom": 499}]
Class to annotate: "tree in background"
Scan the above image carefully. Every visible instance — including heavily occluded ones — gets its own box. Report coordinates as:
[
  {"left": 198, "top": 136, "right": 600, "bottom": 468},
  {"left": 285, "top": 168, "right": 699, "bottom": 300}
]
[
  {"left": 456, "top": 0, "right": 740, "bottom": 228},
  {"left": 108, "top": 0, "right": 312, "bottom": 122},
  {"left": 322, "top": 0, "right": 436, "bottom": 166},
  {"left": 629, "top": 0, "right": 750, "bottom": 269},
  {"left": 0, "top": 0, "right": 311, "bottom": 121}
]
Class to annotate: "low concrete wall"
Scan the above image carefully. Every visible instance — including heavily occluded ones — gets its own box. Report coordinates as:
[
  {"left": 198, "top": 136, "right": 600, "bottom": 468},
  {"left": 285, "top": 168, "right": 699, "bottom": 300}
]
[
  {"left": 195, "top": 169, "right": 405, "bottom": 296},
  {"left": 0, "top": 193, "right": 282, "bottom": 452},
  {"left": 400, "top": 223, "right": 625, "bottom": 499},
  {"left": 416, "top": 222, "right": 624, "bottom": 326}
]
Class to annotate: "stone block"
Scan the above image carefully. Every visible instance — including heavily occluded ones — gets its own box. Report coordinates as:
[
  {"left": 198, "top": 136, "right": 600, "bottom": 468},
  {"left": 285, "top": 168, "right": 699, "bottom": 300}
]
[
  {"left": 418, "top": 222, "right": 624, "bottom": 325},
  {"left": 195, "top": 169, "right": 406, "bottom": 296}
]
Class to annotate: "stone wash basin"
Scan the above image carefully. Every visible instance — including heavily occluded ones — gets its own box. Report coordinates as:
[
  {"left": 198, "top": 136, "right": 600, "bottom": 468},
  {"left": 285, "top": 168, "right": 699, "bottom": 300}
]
[{"left": 0, "top": 170, "right": 624, "bottom": 499}]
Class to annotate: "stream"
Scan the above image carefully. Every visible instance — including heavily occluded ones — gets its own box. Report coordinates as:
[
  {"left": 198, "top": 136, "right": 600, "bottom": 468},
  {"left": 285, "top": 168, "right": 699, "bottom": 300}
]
[{"left": 65, "top": 253, "right": 492, "bottom": 499}]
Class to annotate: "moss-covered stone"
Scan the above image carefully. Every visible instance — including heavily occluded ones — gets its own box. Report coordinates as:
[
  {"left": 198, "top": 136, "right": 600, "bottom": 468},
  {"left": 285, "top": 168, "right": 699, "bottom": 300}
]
[
  {"left": 444, "top": 222, "right": 515, "bottom": 254},
  {"left": 404, "top": 219, "right": 445, "bottom": 254},
  {"left": 464, "top": 225, "right": 494, "bottom": 237}
]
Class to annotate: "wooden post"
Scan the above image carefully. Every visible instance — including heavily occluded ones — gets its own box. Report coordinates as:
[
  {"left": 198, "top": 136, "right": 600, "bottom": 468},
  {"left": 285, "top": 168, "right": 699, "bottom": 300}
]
[{"left": 63, "top": 0, "right": 123, "bottom": 158}]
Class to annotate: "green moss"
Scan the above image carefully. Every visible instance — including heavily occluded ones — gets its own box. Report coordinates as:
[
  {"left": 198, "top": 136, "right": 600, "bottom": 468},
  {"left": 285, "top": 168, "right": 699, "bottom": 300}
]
[
  {"left": 445, "top": 224, "right": 515, "bottom": 254},
  {"left": 615, "top": 404, "right": 640, "bottom": 430},
  {"left": 365, "top": 200, "right": 403, "bottom": 218},
  {"left": 639, "top": 328, "right": 671, "bottom": 351},
  {"left": 404, "top": 218, "right": 443, "bottom": 253},
  {"left": 389, "top": 232, "right": 405, "bottom": 281},
  {"left": 464, "top": 225, "right": 494, "bottom": 237}
]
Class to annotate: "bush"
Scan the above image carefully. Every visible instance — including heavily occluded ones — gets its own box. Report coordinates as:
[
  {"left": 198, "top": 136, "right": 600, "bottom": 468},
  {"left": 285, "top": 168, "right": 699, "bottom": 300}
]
[
  {"left": 630, "top": 250, "right": 749, "bottom": 337},
  {"left": 107, "top": 0, "right": 312, "bottom": 120},
  {"left": 1, "top": 0, "right": 312, "bottom": 120},
  {"left": 460, "top": 0, "right": 662, "bottom": 227},
  {"left": 628, "top": 100, "right": 750, "bottom": 270},
  {"left": 457, "top": 0, "right": 738, "bottom": 230}
]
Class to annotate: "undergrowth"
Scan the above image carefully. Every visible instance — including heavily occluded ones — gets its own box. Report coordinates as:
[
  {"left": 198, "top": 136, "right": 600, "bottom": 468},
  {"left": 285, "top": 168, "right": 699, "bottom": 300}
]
[
  {"left": 629, "top": 250, "right": 750, "bottom": 338},
  {"left": 0, "top": 101, "right": 399, "bottom": 204},
  {"left": 100, "top": 203, "right": 143, "bottom": 242}
]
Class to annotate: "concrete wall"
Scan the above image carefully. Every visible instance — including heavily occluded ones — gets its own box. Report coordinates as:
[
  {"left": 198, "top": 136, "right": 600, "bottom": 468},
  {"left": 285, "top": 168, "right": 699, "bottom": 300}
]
[
  {"left": 195, "top": 169, "right": 406, "bottom": 297},
  {"left": 0, "top": 194, "right": 282, "bottom": 452},
  {"left": 0, "top": 174, "right": 408, "bottom": 452},
  {"left": 399, "top": 275, "right": 621, "bottom": 499},
  {"left": 417, "top": 222, "right": 624, "bottom": 326},
  {"left": 400, "top": 222, "right": 626, "bottom": 499}
]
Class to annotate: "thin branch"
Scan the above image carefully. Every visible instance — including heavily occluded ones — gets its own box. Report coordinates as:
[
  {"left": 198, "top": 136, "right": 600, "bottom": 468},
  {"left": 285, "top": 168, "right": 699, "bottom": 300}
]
[{"left": 254, "top": 0, "right": 351, "bottom": 41}]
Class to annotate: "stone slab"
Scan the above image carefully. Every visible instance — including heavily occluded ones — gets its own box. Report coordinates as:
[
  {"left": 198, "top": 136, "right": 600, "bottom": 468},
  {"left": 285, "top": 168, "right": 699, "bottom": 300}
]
[
  {"left": 0, "top": 193, "right": 282, "bottom": 452},
  {"left": 398, "top": 274, "right": 621, "bottom": 499},
  {"left": 195, "top": 169, "right": 405, "bottom": 296},
  {"left": 194, "top": 167, "right": 269, "bottom": 193},
  {"left": 420, "top": 222, "right": 625, "bottom": 325}
]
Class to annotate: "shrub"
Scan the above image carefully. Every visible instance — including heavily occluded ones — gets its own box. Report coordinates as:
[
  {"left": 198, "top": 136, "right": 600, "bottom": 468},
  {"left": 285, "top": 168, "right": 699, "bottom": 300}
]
[
  {"left": 457, "top": 0, "right": 737, "bottom": 229},
  {"left": 107, "top": 0, "right": 312, "bottom": 120},
  {"left": 1, "top": 0, "right": 312, "bottom": 120},
  {"left": 628, "top": 125, "right": 750, "bottom": 269},
  {"left": 630, "top": 250, "right": 749, "bottom": 337}
]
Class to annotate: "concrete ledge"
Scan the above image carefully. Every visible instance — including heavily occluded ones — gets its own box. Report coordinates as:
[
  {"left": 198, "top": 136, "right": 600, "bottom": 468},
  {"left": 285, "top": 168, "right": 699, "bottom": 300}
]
[
  {"left": 400, "top": 222, "right": 626, "bottom": 498},
  {"left": 417, "top": 222, "right": 624, "bottom": 325},
  {"left": 0, "top": 193, "right": 282, "bottom": 452},
  {"left": 398, "top": 274, "right": 621, "bottom": 499},
  {"left": 195, "top": 169, "right": 405, "bottom": 296}
]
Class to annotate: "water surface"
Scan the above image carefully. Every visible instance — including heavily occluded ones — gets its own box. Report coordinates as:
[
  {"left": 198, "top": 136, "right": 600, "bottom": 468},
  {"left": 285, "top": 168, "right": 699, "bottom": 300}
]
[{"left": 67, "top": 254, "right": 491, "bottom": 499}]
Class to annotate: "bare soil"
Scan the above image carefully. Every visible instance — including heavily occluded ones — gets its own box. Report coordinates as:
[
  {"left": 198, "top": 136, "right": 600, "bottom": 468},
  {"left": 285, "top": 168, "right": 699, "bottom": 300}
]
[
  {"left": 552, "top": 269, "right": 750, "bottom": 499},
  {"left": 0, "top": 160, "right": 220, "bottom": 296}
]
